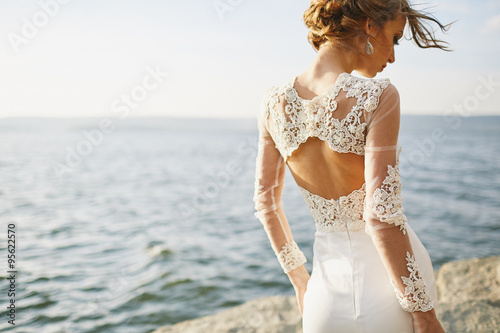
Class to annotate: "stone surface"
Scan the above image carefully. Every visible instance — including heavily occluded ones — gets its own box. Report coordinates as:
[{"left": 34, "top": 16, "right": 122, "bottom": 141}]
[
  {"left": 435, "top": 256, "right": 500, "bottom": 333},
  {"left": 152, "top": 256, "right": 500, "bottom": 333},
  {"left": 152, "top": 295, "right": 301, "bottom": 333}
]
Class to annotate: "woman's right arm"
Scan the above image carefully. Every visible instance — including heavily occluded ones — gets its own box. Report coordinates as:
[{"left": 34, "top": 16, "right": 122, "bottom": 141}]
[
  {"left": 253, "top": 88, "right": 309, "bottom": 287},
  {"left": 363, "top": 84, "right": 444, "bottom": 332}
]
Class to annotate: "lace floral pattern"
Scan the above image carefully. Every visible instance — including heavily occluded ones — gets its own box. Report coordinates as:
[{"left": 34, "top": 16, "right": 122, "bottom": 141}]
[
  {"left": 277, "top": 240, "right": 307, "bottom": 274},
  {"left": 391, "top": 252, "right": 434, "bottom": 312},
  {"left": 368, "top": 148, "right": 408, "bottom": 234},
  {"left": 262, "top": 73, "right": 391, "bottom": 160},
  {"left": 299, "top": 184, "right": 366, "bottom": 233}
]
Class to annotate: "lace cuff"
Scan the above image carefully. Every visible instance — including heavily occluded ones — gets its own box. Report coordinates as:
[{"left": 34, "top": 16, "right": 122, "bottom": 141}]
[
  {"left": 390, "top": 252, "right": 434, "bottom": 312},
  {"left": 277, "top": 240, "right": 307, "bottom": 274}
]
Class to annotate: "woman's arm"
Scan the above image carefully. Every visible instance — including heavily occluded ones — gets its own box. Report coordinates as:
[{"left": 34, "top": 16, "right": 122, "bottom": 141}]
[
  {"left": 363, "top": 85, "right": 442, "bottom": 329},
  {"left": 253, "top": 90, "right": 309, "bottom": 290}
]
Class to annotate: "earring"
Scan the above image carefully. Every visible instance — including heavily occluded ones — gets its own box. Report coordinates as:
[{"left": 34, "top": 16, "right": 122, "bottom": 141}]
[{"left": 365, "top": 36, "right": 373, "bottom": 55}]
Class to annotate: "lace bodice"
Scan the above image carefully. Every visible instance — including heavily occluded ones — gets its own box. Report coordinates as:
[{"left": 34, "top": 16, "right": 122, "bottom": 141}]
[
  {"left": 299, "top": 184, "right": 366, "bottom": 233},
  {"left": 262, "top": 73, "right": 390, "bottom": 160},
  {"left": 253, "top": 72, "right": 434, "bottom": 313}
]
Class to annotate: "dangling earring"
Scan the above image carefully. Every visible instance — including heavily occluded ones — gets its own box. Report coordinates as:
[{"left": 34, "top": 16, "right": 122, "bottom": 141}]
[{"left": 365, "top": 36, "right": 373, "bottom": 55}]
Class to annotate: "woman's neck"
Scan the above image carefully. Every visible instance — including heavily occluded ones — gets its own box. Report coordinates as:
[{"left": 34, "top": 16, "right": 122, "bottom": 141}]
[{"left": 299, "top": 44, "right": 359, "bottom": 89}]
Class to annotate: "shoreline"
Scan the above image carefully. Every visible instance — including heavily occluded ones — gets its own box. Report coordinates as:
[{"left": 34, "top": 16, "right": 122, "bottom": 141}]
[{"left": 152, "top": 255, "right": 500, "bottom": 333}]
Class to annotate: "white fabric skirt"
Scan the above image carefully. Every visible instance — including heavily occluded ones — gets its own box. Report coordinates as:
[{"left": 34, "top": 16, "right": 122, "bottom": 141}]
[{"left": 302, "top": 224, "right": 438, "bottom": 333}]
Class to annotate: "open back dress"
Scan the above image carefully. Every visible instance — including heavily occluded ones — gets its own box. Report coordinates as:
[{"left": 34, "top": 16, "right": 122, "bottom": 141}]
[{"left": 253, "top": 72, "right": 438, "bottom": 333}]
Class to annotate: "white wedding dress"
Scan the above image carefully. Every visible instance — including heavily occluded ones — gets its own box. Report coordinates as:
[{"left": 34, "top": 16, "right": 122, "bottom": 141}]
[{"left": 253, "top": 72, "right": 438, "bottom": 333}]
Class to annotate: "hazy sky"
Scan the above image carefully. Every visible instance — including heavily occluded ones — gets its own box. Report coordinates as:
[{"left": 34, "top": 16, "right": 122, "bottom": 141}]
[{"left": 0, "top": 0, "right": 499, "bottom": 119}]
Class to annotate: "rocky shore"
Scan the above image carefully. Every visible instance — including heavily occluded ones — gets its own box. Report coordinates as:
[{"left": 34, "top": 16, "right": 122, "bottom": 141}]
[{"left": 152, "top": 256, "right": 500, "bottom": 333}]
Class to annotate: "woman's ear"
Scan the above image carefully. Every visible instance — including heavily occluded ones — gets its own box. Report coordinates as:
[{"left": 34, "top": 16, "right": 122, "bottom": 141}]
[{"left": 364, "top": 17, "right": 375, "bottom": 37}]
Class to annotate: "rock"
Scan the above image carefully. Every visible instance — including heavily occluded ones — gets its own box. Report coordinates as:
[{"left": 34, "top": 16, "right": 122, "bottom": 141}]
[
  {"left": 152, "top": 295, "right": 301, "bottom": 333},
  {"left": 152, "top": 256, "right": 500, "bottom": 333},
  {"left": 435, "top": 256, "right": 500, "bottom": 333}
]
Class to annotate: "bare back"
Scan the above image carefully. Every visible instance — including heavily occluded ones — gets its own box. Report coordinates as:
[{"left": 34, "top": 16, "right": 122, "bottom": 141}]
[{"left": 277, "top": 79, "right": 365, "bottom": 200}]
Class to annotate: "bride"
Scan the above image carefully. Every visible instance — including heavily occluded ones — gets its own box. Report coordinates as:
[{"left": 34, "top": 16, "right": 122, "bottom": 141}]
[{"left": 253, "top": 0, "right": 452, "bottom": 332}]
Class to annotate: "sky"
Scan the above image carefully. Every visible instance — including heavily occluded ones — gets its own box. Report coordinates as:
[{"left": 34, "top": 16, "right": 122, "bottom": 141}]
[{"left": 0, "top": 0, "right": 499, "bottom": 119}]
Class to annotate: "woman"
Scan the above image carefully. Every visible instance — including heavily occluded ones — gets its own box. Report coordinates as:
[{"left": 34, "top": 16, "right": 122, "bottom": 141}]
[{"left": 253, "top": 1, "right": 452, "bottom": 332}]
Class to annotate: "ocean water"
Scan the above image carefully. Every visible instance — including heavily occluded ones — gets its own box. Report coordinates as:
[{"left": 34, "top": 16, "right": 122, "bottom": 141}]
[{"left": 0, "top": 115, "right": 499, "bottom": 333}]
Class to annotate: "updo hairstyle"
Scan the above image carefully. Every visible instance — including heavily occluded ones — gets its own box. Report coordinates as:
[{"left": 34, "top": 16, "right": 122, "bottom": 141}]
[{"left": 303, "top": 0, "right": 452, "bottom": 52}]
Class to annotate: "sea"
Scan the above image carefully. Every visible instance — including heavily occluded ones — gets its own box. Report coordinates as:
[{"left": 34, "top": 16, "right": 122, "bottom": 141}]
[{"left": 0, "top": 115, "right": 499, "bottom": 333}]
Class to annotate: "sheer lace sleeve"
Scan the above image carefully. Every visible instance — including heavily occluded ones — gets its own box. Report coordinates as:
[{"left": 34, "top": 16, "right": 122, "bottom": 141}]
[
  {"left": 363, "top": 84, "right": 434, "bottom": 312},
  {"left": 253, "top": 89, "right": 307, "bottom": 274}
]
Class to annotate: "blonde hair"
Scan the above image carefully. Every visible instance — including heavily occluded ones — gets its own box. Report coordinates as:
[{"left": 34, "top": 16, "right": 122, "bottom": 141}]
[{"left": 303, "top": 0, "right": 452, "bottom": 51}]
